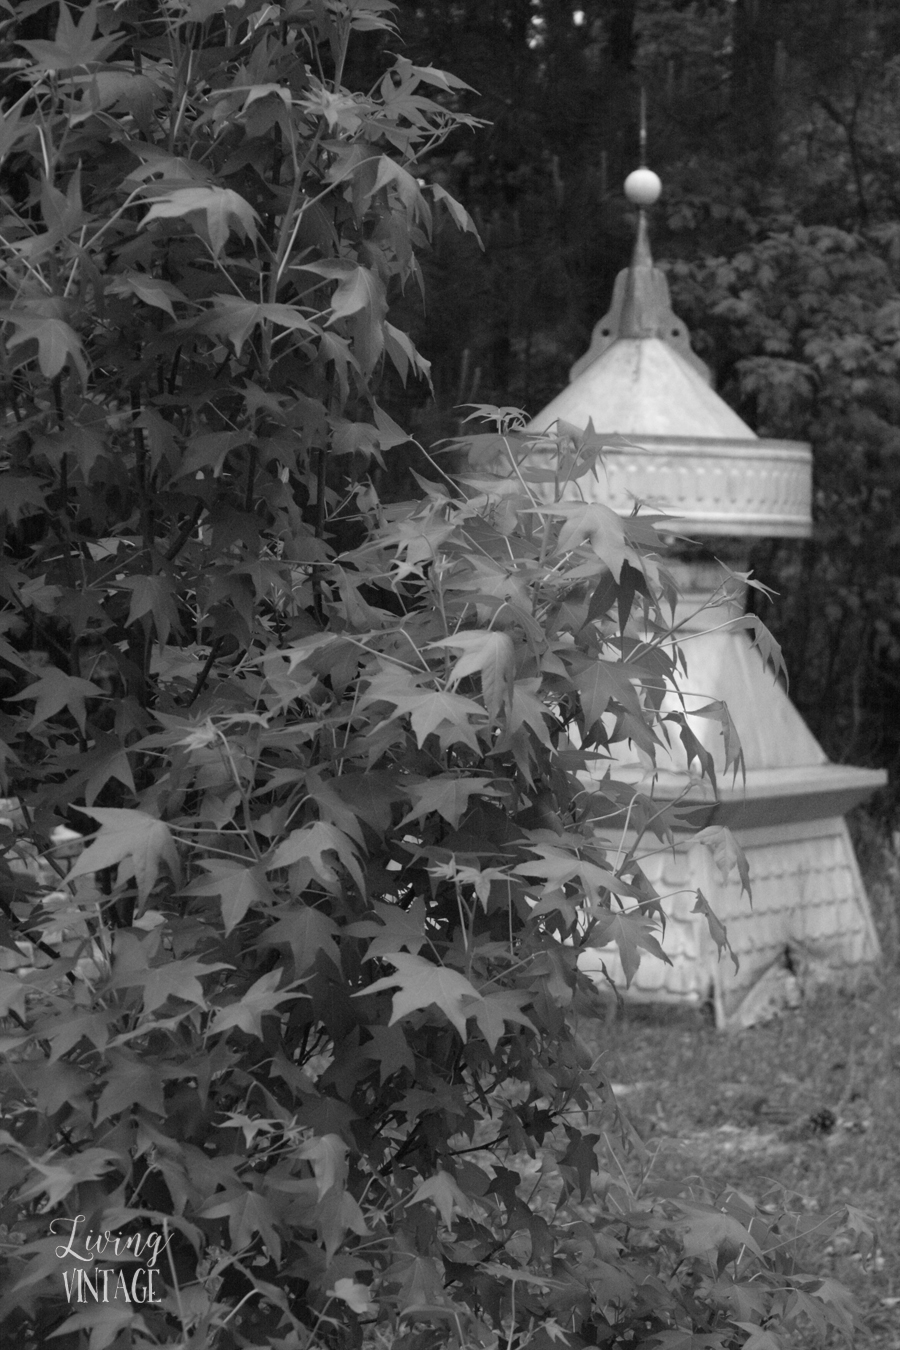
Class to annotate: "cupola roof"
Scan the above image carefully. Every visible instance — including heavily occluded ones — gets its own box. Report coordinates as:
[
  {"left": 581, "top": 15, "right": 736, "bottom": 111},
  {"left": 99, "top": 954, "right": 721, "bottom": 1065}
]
[{"left": 524, "top": 168, "right": 812, "bottom": 539}]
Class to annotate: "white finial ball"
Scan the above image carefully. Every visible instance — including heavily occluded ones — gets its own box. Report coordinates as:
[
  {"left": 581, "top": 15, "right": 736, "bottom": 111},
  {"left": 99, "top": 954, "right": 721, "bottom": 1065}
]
[{"left": 624, "top": 167, "right": 662, "bottom": 207}]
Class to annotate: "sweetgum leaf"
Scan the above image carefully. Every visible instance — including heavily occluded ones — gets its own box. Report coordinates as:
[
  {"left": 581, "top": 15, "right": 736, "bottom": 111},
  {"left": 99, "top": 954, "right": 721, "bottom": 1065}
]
[
  {"left": 694, "top": 825, "right": 752, "bottom": 899},
  {"left": 120, "top": 573, "right": 181, "bottom": 646},
  {"left": 17, "top": 0, "right": 123, "bottom": 71},
  {"left": 575, "top": 659, "right": 643, "bottom": 731},
  {"left": 4, "top": 314, "right": 88, "bottom": 382},
  {"left": 733, "top": 1328, "right": 784, "bottom": 1350},
  {"left": 109, "top": 271, "right": 186, "bottom": 318},
  {"left": 296, "top": 1133, "right": 348, "bottom": 1199},
  {"left": 18, "top": 1147, "right": 119, "bottom": 1208},
  {"left": 399, "top": 777, "right": 498, "bottom": 829},
  {"left": 410, "top": 1170, "right": 473, "bottom": 1226},
  {"left": 201, "top": 295, "right": 315, "bottom": 356},
  {"left": 430, "top": 630, "right": 515, "bottom": 716},
  {"left": 362, "top": 1022, "right": 416, "bottom": 1081},
  {"left": 372, "top": 155, "right": 427, "bottom": 220},
  {"left": 549, "top": 501, "right": 629, "bottom": 579},
  {"left": 114, "top": 956, "right": 231, "bottom": 1014},
  {"left": 306, "top": 259, "right": 386, "bottom": 321},
  {"left": 466, "top": 989, "right": 536, "bottom": 1051},
  {"left": 676, "top": 1202, "right": 763, "bottom": 1262},
  {"left": 267, "top": 820, "right": 365, "bottom": 894},
  {"left": 260, "top": 903, "right": 340, "bottom": 974},
  {"left": 784, "top": 1289, "right": 828, "bottom": 1336},
  {"left": 732, "top": 613, "right": 789, "bottom": 687},
  {"left": 208, "top": 971, "right": 308, "bottom": 1039},
  {"left": 387, "top": 1253, "right": 447, "bottom": 1312},
  {"left": 186, "top": 861, "right": 279, "bottom": 935},
  {"left": 559, "top": 1129, "right": 601, "bottom": 1200},
  {"left": 691, "top": 701, "right": 746, "bottom": 785},
  {"left": 346, "top": 897, "right": 427, "bottom": 958},
  {"left": 355, "top": 952, "right": 481, "bottom": 1039},
  {"left": 431, "top": 182, "right": 482, "bottom": 240},
  {"left": 692, "top": 889, "right": 739, "bottom": 971},
  {"left": 140, "top": 186, "right": 258, "bottom": 254},
  {"left": 315, "top": 1189, "right": 370, "bottom": 1262},
  {"left": 804, "top": 1278, "right": 860, "bottom": 1337},
  {"left": 68, "top": 807, "right": 181, "bottom": 901},
  {"left": 0, "top": 972, "right": 27, "bottom": 1021},
  {"left": 408, "top": 690, "right": 485, "bottom": 750},
  {"left": 47, "top": 1304, "right": 143, "bottom": 1350},
  {"left": 592, "top": 910, "right": 670, "bottom": 986},
  {"left": 9, "top": 667, "right": 105, "bottom": 733},
  {"left": 96, "top": 1051, "right": 165, "bottom": 1121},
  {"left": 202, "top": 1186, "right": 282, "bottom": 1265}
]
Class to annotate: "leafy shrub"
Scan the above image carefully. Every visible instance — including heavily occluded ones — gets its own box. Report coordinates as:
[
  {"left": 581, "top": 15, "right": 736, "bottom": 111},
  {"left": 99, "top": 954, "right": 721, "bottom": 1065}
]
[{"left": 0, "top": 3, "right": 868, "bottom": 1348}]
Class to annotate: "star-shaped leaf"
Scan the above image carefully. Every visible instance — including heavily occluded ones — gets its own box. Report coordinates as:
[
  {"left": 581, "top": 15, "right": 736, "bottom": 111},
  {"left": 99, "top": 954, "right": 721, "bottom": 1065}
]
[
  {"left": 306, "top": 259, "right": 386, "bottom": 321},
  {"left": 96, "top": 1050, "right": 165, "bottom": 1120},
  {"left": 260, "top": 903, "right": 340, "bottom": 974},
  {"left": 141, "top": 186, "right": 258, "bottom": 255},
  {"left": 410, "top": 1170, "right": 473, "bottom": 1227},
  {"left": 430, "top": 630, "right": 515, "bottom": 716},
  {"left": 18, "top": 1147, "right": 119, "bottom": 1209},
  {"left": 6, "top": 314, "right": 88, "bottom": 388},
  {"left": 9, "top": 666, "right": 105, "bottom": 732},
  {"left": 591, "top": 910, "right": 670, "bottom": 987},
  {"left": 345, "top": 897, "right": 427, "bottom": 959},
  {"left": 202, "top": 1186, "right": 282, "bottom": 1265},
  {"left": 355, "top": 953, "right": 480, "bottom": 1040},
  {"left": 575, "top": 659, "right": 643, "bottom": 732},
  {"left": 399, "top": 778, "right": 498, "bottom": 829},
  {"left": 267, "top": 821, "right": 365, "bottom": 894},
  {"left": 201, "top": 295, "right": 314, "bottom": 356},
  {"left": 81, "top": 737, "right": 136, "bottom": 808},
  {"left": 693, "top": 825, "right": 751, "bottom": 898},
  {"left": 514, "top": 842, "right": 641, "bottom": 904},
  {"left": 68, "top": 807, "right": 181, "bottom": 901},
  {"left": 406, "top": 689, "right": 486, "bottom": 751},
  {"left": 361, "top": 1023, "right": 416, "bottom": 1082},
  {"left": 296, "top": 1132, "right": 348, "bottom": 1199},
  {"left": 692, "top": 888, "right": 739, "bottom": 971},
  {"left": 560, "top": 1128, "right": 602, "bottom": 1200},
  {"left": 208, "top": 971, "right": 307, "bottom": 1039},
  {"left": 187, "top": 861, "right": 279, "bottom": 935},
  {"left": 18, "top": 1, "right": 123, "bottom": 71},
  {"left": 466, "top": 989, "right": 536, "bottom": 1052},
  {"left": 504, "top": 678, "right": 552, "bottom": 745},
  {"left": 108, "top": 271, "right": 187, "bottom": 319},
  {"left": 114, "top": 956, "right": 231, "bottom": 1014},
  {"left": 119, "top": 574, "right": 182, "bottom": 646},
  {"left": 548, "top": 501, "right": 630, "bottom": 579},
  {"left": 674, "top": 1201, "right": 762, "bottom": 1263}
]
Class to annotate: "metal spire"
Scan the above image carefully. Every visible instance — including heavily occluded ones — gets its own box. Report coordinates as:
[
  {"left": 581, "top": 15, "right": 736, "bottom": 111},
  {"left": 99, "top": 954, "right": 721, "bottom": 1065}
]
[{"left": 568, "top": 117, "right": 710, "bottom": 380}]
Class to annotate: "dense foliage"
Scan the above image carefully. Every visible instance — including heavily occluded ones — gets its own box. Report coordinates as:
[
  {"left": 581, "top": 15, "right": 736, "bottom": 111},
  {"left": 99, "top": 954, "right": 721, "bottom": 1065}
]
[{"left": 0, "top": 3, "right": 870, "bottom": 1349}]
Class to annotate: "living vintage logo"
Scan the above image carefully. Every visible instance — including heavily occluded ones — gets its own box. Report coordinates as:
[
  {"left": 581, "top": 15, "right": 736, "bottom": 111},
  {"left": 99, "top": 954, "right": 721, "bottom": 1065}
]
[{"left": 52, "top": 1214, "right": 169, "bottom": 1304}]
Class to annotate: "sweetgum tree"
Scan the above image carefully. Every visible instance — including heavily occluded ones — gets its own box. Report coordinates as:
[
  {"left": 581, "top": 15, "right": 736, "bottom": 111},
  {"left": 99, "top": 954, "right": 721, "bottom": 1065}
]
[{"left": 0, "top": 2, "right": 868, "bottom": 1347}]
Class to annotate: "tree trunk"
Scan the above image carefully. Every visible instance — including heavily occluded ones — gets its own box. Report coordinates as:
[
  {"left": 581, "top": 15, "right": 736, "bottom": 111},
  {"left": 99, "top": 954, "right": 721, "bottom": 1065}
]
[{"left": 731, "top": 0, "right": 783, "bottom": 164}]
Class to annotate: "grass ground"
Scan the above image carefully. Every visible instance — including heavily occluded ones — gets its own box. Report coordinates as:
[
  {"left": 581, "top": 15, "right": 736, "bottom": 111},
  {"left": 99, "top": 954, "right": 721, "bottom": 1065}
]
[{"left": 586, "top": 966, "right": 900, "bottom": 1348}]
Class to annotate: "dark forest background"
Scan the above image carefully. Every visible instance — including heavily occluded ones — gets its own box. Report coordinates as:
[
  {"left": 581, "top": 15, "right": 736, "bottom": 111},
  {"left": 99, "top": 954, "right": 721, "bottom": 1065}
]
[{"left": 366, "top": 0, "right": 900, "bottom": 814}]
